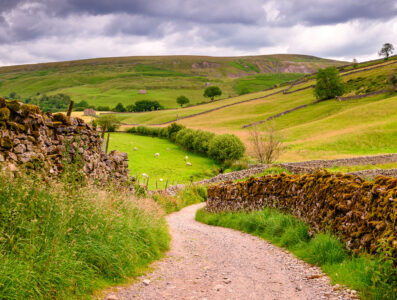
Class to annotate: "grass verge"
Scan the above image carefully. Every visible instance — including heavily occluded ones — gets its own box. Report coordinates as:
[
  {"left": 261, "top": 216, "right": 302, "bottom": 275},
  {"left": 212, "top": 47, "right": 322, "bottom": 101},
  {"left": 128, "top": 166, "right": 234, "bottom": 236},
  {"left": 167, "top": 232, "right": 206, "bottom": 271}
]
[
  {"left": 195, "top": 208, "right": 397, "bottom": 300},
  {"left": 152, "top": 185, "right": 207, "bottom": 214},
  {"left": 0, "top": 170, "right": 169, "bottom": 299}
]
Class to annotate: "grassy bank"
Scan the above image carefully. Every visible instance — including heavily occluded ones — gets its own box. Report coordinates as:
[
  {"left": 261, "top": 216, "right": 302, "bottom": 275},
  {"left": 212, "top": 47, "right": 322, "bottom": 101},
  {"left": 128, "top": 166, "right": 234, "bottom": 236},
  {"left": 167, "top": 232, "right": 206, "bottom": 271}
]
[
  {"left": 0, "top": 170, "right": 169, "bottom": 299},
  {"left": 196, "top": 208, "right": 397, "bottom": 300},
  {"left": 108, "top": 133, "right": 219, "bottom": 189},
  {"left": 152, "top": 185, "right": 207, "bottom": 214}
]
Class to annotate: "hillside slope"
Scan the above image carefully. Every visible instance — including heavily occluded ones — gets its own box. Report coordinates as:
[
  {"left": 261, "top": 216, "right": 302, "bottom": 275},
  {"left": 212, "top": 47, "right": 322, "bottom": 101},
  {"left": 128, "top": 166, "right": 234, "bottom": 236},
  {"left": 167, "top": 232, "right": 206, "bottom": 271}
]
[
  {"left": 0, "top": 54, "right": 344, "bottom": 109},
  {"left": 117, "top": 59, "right": 397, "bottom": 161}
]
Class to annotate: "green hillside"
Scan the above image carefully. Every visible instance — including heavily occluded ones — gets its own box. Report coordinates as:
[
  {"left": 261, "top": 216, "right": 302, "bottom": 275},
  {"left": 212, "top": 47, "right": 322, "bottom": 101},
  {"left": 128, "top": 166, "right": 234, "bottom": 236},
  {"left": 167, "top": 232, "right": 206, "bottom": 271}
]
[
  {"left": 109, "top": 58, "right": 397, "bottom": 161},
  {"left": 0, "top": 54, "right": 344, "bottom": 109}
]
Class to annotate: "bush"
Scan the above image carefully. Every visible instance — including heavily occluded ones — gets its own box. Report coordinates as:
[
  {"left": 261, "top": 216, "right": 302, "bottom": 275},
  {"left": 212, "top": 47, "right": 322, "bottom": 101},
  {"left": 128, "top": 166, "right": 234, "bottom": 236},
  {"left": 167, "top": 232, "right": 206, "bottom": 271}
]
[
  {"left": 208, "top": 134, "right": 245, "bottom": 162},
  {"left": 314, "top": 67, "right": 345, "bottom": 100},
  {"left": 192, "top": 130, "right": 215, "bottom": 153},
  {"left": 176, "top": 128, "right": 196, "bottom": 151},
  {"left": 97, "top": 105, "right": 111, "bottom": 111},
  {"left": 167, "top": 123, "right": 185, "bottom": 141}
]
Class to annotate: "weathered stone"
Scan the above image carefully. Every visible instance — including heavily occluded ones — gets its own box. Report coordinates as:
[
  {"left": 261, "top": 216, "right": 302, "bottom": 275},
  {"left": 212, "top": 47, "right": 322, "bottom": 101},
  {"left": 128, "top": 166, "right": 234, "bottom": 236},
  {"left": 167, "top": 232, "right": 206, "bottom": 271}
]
[
  {"left": 0, "top": 107, "right": 10, "bottom": 121},
  {"left": 14, "top": 144, "right": 26, "bottom": 154}
]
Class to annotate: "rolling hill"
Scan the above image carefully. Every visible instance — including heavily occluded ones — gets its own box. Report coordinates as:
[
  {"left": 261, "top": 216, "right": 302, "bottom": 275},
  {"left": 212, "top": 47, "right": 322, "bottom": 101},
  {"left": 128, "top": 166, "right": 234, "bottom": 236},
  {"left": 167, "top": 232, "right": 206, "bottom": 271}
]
[
  {"left": 112, "top": 57, "right": 397, "bottom": 162},
  {"left": 0, "top": 54, "right": 344, "bottom": 109}
]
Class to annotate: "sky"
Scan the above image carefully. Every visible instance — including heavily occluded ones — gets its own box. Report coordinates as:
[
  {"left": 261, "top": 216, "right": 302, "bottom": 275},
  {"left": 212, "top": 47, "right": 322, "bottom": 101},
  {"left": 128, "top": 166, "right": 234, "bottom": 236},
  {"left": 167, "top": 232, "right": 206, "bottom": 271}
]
[{"left": 0, "top": 0, "right": 396, "bottom": 66}]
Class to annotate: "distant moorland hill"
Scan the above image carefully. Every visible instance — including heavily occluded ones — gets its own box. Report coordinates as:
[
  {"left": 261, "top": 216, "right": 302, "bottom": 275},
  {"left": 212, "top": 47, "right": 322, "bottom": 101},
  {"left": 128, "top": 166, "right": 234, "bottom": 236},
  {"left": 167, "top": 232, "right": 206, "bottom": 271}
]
[{"left": 0, "top": 54, "right": 345, "bottom": 109}]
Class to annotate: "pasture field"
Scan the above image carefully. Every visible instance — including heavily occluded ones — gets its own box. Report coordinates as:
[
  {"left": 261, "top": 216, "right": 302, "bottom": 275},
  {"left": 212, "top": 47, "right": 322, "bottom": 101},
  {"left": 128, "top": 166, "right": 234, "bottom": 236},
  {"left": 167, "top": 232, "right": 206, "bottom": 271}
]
[
  {"left": 326, "top": 162, "right": 397, "bottom": 173},
  {"left": 108, "top": 133, "right": 219, "bottom": 189},
  {"left": 0, "top": 54, "right": 342, "bottom": 109}
]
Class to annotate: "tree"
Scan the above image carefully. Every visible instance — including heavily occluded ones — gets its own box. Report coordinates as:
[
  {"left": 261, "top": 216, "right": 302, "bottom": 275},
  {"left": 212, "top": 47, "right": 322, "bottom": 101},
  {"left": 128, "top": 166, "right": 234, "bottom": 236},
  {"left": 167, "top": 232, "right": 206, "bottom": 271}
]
[
  {"left": 248, "top": 124, "right": 284, "bottom": 164},
  {"left": 314, "top": 67, "right": 345, "bottom": 100},
  {"left": 114, "top": 103, "right": 126, "bottom": 112},
  {"left": 203, "top": 86, "right": 222, "bottom": 101},
  {"left": 133, "top": 100, "right": 164, "bottom": 112},
  {"left": 379, "top": 43, "right": 394, "bottom": 60},
  {"left": 176, "top": 95, "right": 190, "bottom": 107},
  {"left": 97, "top": 115, "right": 121, "bottom": 132},
  {"left": 352, "top": 58, "right": 358, "bottom": 69}
]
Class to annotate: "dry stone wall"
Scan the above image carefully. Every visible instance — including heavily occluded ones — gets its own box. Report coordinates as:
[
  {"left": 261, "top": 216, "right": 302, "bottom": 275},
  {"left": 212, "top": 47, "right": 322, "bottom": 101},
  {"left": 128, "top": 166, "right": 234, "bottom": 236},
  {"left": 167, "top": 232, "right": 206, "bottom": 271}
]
[
  {"left": 0, "top": 98, "right": 129, "bottom": 182},
  {"left": 207, "top": 170, "right": 397, "bottom": 259}
]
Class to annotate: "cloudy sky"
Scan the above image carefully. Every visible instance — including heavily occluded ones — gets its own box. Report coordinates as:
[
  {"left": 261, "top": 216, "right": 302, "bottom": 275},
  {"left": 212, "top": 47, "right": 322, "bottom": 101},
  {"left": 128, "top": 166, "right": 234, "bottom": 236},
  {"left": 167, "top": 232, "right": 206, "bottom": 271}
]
[{"left": 0, "top": 0, "right": 396, "bottom": 66}]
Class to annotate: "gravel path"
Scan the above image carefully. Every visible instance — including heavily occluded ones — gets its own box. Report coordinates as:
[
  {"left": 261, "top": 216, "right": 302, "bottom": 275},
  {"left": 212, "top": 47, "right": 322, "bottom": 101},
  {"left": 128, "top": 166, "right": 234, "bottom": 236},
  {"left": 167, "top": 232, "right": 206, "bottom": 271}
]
[{"left": 105, "top": 203, "right": 357, "bottom": 300}]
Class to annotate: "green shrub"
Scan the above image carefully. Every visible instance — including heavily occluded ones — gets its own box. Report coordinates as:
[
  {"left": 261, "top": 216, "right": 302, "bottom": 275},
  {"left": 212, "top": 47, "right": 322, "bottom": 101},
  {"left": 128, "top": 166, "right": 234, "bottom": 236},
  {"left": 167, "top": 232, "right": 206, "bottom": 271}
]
[
  {"left": 208, "top": 134, "right": 245, "bottom": 162},
  {"left": 192, "top": 130, "right": 215, "bottom": 153}
]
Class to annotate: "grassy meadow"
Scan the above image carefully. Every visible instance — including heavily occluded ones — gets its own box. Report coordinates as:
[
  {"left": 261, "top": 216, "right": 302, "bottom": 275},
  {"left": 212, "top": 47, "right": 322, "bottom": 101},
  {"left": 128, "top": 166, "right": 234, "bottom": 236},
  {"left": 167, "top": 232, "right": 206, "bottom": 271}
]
[
  {"left": 108, "top": 133, "right": 219, "bottom": 189},
  {"left": 0, "top": 54, "right": 343, "bottom": 109}
]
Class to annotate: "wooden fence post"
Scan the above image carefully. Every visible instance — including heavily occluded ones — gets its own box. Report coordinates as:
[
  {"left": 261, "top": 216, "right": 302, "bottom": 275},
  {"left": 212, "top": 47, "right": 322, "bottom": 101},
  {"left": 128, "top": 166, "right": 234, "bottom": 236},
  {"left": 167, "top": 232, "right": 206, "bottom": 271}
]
[{"left": 67, "top": 100, "right": 74, "bottom": 117}]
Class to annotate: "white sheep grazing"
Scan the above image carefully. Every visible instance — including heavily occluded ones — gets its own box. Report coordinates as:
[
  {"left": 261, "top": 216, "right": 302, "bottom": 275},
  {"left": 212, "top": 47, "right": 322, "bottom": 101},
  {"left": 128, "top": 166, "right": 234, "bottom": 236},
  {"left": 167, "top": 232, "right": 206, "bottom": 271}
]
[
  {"left": 133, "top": 147, "right": 138, "bottom": 151},
  {"left": 142, "top": 173, "right": 148, "bottom": 178},
  {"left": 185, "top": 156, "right": 189, "bottom": 160},
  {"left": 186, "top": 162, "right": 192, "bottom": 166},
  {"left": 154, "top": 153, "right": 160, "bottom": 157}
]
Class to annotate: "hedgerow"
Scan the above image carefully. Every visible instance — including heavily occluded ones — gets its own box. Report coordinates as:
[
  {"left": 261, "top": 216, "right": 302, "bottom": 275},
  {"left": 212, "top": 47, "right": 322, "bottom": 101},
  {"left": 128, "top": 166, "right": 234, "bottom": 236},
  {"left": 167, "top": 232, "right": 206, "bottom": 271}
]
[{"left": 127, "top": 124, "right": 245, "bottom": 162}]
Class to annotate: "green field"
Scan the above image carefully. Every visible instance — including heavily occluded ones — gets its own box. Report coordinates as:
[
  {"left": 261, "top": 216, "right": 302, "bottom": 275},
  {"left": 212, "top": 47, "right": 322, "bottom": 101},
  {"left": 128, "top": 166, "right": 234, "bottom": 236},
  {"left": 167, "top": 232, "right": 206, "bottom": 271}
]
[
  {"left": 108, "top": 133, "right": 219, "bottom": 189},
  {"left": 0, "top": 54, "right": 344, "bottom": 109},
  {"left": 105, "top": 60, "right": 397, "bottom": 161}
]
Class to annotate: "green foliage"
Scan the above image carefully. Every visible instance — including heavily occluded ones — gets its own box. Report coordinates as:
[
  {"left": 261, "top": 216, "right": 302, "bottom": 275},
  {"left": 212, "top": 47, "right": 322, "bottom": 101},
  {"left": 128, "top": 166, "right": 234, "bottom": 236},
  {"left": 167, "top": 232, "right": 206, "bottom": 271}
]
[
  {"left": 114, "top": 102, "right": 126, "bottom": 112},
  {"left": 128, "top": 124, "right": 245, "bottom": 163},
  {"left": 0, "top": 170, "right": 169, "bottom": 299},
  {"left": 97, "top": 105, "right": 111, "bottom": 111},
  {"left": 97, "top": 114, "right": 122, "bottom": 132},
  {"left": 203, "top": 86, "right": 222, "bottom": 101},
  {"left": 314, "top": 67, "right": 345, "bottom": 100},
  {"left": 208, "top": 134, "right": 245, "bottom": 162},
  {"left": 176, "top": 95, "right": 190, "bottom": 107},
  {"left": 379, "top": 43, "right": 394, "bottom": 60},
  {"left": 24, "top": 93, "right": 71, "bottom": 112},
  {"left": 132, "top": 100, "right": 164, "bottom": 112},
  {"left": 196, "top": 208, "right": 397, "bottom": 300}
]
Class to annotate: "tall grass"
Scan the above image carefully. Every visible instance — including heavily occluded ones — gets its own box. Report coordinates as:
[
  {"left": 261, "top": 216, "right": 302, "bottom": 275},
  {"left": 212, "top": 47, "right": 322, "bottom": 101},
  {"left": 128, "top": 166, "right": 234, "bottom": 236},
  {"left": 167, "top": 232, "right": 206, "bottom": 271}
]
[
  {"left": 0, "top": 170, "right": 169, "bottom": 299},
  {"left": 152, "top": 185, "right": 207, "bottom": 214},
  {"left": 196, "top": 208, "right": 397, "bottom": 299}
]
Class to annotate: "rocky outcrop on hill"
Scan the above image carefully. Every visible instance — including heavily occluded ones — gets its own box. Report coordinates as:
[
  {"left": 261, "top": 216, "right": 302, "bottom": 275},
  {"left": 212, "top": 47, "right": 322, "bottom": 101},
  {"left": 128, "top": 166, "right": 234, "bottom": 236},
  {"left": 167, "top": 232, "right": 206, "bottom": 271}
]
[{"left": 0, "top": 98, "right": 129, "bottom": 182}]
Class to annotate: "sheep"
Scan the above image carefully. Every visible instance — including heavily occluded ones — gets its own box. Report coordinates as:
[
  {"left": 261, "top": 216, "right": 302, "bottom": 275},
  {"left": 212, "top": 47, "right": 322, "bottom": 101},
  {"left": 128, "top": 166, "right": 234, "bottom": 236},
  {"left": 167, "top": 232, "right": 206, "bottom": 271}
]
[
  {"left": 186, "top": 162, "right": 192, "bottom": 166},
  {"left": 133, "top": 147, "right": 138, "bottom": 151},
  {"left": 154, "top": 153, "right": 160, "bottom": 157},
  {"left": 142, "top": 173, "right": 148, "bottom": 178},
  {"left": 166, "top": 148, "right": 171, "bottom": 151},
  {"left": 185, "top": 156, "right": 189, "bottom": 160}
]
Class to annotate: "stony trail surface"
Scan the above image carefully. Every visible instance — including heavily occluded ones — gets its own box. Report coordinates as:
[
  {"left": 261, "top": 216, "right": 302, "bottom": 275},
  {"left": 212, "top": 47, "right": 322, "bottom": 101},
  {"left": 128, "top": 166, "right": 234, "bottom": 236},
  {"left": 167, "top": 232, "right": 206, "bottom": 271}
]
[{"left": 105, "top": 203, "right": 356, "bottom": 300}]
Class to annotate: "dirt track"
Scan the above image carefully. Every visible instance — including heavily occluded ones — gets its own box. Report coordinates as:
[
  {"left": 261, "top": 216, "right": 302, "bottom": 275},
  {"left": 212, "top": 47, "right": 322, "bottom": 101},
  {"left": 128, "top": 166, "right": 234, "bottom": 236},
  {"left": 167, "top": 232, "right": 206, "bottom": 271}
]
[{"left": 105, "top": 203, "right": 356, "bottom": 300}]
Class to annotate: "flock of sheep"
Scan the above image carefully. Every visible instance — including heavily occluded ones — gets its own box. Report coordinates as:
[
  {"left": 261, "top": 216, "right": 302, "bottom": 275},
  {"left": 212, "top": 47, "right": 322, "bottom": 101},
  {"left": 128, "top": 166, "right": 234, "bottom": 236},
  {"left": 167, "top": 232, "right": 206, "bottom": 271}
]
[{"left": 133, "top": 146, "right": 192, "bottom": 166}]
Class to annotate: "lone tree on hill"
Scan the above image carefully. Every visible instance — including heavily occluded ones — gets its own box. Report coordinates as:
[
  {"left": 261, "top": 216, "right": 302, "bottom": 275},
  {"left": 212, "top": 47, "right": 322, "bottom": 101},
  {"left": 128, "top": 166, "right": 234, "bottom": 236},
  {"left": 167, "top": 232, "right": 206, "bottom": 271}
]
[
  {"left": 176, "top": 95, "right": 190, "bottom": 107},
  {"left": 314, "top": 67, "right": 345, "bottom": 100},
  {"left": 204, "top": 86, "right": 222, "bottom": 101},
  {"left": 379, "top": 43, "right": 394, "bottom": 60}
]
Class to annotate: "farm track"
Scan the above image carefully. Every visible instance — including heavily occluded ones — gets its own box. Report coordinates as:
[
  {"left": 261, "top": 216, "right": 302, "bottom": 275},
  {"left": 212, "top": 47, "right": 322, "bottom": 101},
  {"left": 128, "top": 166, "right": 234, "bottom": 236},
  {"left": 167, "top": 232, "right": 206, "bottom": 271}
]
[{"left": 105, "top": 203, "right": 354, "bottom": 300}]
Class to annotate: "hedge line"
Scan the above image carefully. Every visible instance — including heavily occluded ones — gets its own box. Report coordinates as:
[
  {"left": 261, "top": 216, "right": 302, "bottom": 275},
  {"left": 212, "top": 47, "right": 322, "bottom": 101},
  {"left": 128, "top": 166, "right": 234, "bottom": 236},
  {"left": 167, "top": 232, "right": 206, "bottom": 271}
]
[
  {"left": 127, "top": 124, "right": 245, "bottom": 163},
  {"left": 206, "top": 170, "right": 397, "bottom": 259}
]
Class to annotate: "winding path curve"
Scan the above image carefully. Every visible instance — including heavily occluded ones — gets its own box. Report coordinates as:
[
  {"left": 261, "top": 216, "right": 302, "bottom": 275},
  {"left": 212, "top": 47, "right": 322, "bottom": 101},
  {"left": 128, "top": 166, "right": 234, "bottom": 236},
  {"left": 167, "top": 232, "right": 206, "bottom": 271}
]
[{"left": 105, "top": 203, "right": 356, "bottom": 300}]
